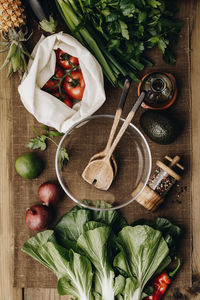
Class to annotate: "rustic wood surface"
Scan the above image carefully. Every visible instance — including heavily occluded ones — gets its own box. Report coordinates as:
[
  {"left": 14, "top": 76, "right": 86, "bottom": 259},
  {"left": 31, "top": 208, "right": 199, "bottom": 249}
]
[{"left": 0, "top": 0, "right": 200, "bottom": 299}]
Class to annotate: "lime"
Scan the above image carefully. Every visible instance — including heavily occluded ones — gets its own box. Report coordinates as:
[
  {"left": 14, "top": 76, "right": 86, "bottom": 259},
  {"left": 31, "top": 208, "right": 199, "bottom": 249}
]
[{"left": 15, "top": 152, "right": 44, "bottom": 179}]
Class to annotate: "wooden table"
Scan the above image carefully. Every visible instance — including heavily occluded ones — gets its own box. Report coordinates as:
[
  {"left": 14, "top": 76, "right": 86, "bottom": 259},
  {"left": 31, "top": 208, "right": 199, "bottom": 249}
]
[{"left": 0, "top": 1, "right": 200, "bottom": 299}]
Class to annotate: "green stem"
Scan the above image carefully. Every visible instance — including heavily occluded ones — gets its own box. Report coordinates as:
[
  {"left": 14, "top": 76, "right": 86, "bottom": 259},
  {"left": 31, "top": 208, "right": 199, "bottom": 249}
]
[
  {"left": 168, "top": 257, "right": 181, "bottom": 278},
  {"left": 56, "top": 0, "right": 86, "bottom": 45},
  {"left": 30, "top": 124, "right": 41, "bottom": 136},
  {"left": 30, "top": 124, "right": 59, "bottom": 147},
  {"left": 46, "top": 136, "right": 59, "bottom": 147}
]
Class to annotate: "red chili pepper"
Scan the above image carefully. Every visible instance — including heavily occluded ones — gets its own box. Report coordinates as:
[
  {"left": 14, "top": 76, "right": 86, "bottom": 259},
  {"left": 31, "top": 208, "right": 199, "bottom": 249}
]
[{"left": 144, "top": 257, "right": 181, "bottom": 300}]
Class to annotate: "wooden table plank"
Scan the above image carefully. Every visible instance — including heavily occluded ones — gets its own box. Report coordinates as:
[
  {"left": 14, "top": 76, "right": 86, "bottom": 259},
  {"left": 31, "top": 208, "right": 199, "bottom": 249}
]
[
  {"left": 24, "top": 289, "right": 72, "bottom": 300},
  {"left": 191, "top": 0, "right": 200, "bottom": 281},
  {"left": 0, "top": 49, "right": 22, "bottom": 300},
  {"left": 1, "top": 0, "right": 200, "bottom": 299}
]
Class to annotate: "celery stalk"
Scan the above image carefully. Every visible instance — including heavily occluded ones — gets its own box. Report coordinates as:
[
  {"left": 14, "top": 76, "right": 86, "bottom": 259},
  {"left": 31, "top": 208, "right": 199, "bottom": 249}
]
[
  {"left": 56, "top": 0, "right": 117, "bottom": 85},
  {"left": 55, "top": 0, "right": 85, "bottom": 44}
]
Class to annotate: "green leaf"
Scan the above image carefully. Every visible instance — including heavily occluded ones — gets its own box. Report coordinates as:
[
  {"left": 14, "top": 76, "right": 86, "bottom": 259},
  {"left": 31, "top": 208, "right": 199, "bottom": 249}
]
[
  {"left": 107, "top": 21, "right": 121, "bottom": 35},
  {"left": 57, "top": 249, "right": 93, "bottom": 298},
  {"left": 138, "top": 11, "right": 147, "bottom": 23},
  {"left": 77, "top": 226, "right": 115, "bottom": 300},
  {"left": 155, "top": 217, "right": 182, "bottom": 238},
  {"left": 147, "top": 0, "right": 161, "bottom": 8},
  {"left": 113, "top": 275, "right": 126, "bottom": 296},
  {"left": 122, "top": 277, "right": 139, "bottom": 299},
  {"left": 105, "top": 12, "right": 118, "bottom": 22},
  {"left": 83, "top": 221, "right": 106, "bottom": 232},
  {"left": 54, "top": 208, "right": 91, "bottom": 249},
  {"left": 40, "top": 16, "right": 58, "bottom": 33},
  {"left": 92, "top": 206, "right": 127, "bottom": 234},
  {"left": 148, "top": 36, "right": 160, "bottom": 44},
  {"left": 21, "top": 231, "right": 66, "bottom": 275},
  {"left": 48, "top": 130, "right": 64, "bottom": 138},
  {"left": 42, "top": 125, "right": 49, "bottom": 132},
  {"left": 22, "top": 233, "right": 94, "bottom": 300},
  {"left": 113, "top": 251, "right": 130, "bottom": 277},
  {"left": 26, "top": 135, "right": 47, "bottom": 151},
  {"left": 59, "top": 148, "right": 69, "bottom": 170},
  {"left": 163, "top": 48, "right": 176, "bottom": 64},
  {"left": 155, "top": 255, "right": 172, "bottom": 274},
  {"left": 77, "top": 226, "right": 112, "bottom": 270},
  {"left": 115, "top": 225, "right": 169, "bottom": 299},
  {"left": 119, "top": 20, "right": 129, "bottom": 40},
  {"left": 82, "top": 199, "right": 112, "bottom": 209},
  {"left": 131, "top": 217, "right": 181, "bottom": 257},
  {"left": 158, "top": 38, "right": 168, "bottom": 53},
  {"left": 120, "top": 0, "right": 135, "bottom": 17},
  {"left": 107, "top": 39, "right": 120, "bottom": 51},
  {"left": 143, "top": 285, "right": 154, "bottom": 297}
]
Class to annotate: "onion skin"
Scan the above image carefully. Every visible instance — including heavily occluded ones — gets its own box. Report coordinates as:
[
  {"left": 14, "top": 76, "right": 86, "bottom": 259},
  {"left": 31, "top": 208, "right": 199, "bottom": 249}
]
[
  {"left": 25, "top": 204, "right": 52, "bottom": 231},
  {"left": 38, "top": 182, "right": 63, "bottom": 206}
]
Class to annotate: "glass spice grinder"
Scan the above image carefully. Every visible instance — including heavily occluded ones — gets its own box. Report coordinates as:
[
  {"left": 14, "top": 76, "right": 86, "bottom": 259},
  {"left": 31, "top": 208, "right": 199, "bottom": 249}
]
[{"left": 136, "top": 155, "right": 184, "bottom": 211}]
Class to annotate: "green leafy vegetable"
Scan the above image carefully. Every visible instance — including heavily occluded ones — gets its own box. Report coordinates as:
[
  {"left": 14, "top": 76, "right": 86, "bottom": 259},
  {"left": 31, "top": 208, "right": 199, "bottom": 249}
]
[
  {"left": 55, "top": 0, "right": 184, "bottom": 87},
  {"left": 115, "top": 225, "right": 169, "bottom": 300},
  {"left": 22, "top": 206, "right": 181, "bottom": 300},
  {"left": 78, "top": 225, "right": 116, "bottom": 300},
  {"left": 26, "top": 125, "right": 69, "bottom": 170},
  {"left": 54, "top": 207, "right": 91, "bottom": 250},
  {"left": 131, "top": 217, "right": 182, "bottom": 257},
  {"left": 22, "top": 231, "right": 94, "bottom": 299},
  {"left": 54, "top": 204, "right": 127, "bottom": 249}
]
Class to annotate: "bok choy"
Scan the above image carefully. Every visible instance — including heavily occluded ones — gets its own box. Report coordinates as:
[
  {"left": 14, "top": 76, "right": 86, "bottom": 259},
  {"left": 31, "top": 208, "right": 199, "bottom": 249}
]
[{"left": 22, "top": 205, "right": 181, "bottom": 300}]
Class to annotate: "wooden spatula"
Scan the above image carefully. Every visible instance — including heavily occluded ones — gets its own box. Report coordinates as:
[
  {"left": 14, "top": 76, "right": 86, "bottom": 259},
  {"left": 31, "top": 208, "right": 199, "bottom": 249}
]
[{"left": 82, "top": 91, "right": 146, "bottom": 190}]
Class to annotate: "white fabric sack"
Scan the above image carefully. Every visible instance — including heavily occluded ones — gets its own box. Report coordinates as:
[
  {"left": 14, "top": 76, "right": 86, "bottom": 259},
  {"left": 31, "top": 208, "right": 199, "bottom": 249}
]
[{"left": 18, "top": 32, "right": 106, "bottom": 133}]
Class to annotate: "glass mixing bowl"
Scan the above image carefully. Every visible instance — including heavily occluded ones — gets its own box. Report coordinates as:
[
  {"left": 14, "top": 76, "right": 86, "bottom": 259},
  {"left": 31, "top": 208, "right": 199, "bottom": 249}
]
[{"left": 55, "top": 114, "right": 152, "bottom": 211}]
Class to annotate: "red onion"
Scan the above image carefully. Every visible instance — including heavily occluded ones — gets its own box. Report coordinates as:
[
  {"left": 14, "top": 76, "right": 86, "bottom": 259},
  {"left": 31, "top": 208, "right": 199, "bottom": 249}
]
[
  {"left": 25, "top": 204, "right": 52, "bottom": 231},
  {"left": 38, "top": 182, "right": 63, "bottom": 206}
]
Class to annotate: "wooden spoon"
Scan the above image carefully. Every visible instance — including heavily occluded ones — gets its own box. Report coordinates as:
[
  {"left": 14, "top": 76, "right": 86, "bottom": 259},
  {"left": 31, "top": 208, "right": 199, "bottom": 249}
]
[
  {"left": 82, "top": 91, "right": 146, "bottom": 191},
  {"left": 89, "top": 77, "right": 131, "bottom": 175}
]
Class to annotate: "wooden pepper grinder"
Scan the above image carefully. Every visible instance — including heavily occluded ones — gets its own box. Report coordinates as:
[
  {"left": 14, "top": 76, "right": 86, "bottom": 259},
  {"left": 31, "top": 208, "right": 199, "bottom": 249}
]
[{"left": 136, "top": 155, "right": 184, "bottom": 211}]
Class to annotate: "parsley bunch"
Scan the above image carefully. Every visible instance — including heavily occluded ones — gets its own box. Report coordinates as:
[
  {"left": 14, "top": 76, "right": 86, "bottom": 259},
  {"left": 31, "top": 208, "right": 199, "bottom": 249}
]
[
  {"left": 27, "top": 125, "right": 69, "bottom": 170},
  {"left": 56, "top": 0, "right": 184, "bottom": 87}
]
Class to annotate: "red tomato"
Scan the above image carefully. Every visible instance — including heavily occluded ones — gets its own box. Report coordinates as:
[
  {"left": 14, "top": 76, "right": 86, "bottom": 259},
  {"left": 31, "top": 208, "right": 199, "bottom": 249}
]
[
  {"left": 63, "top": 70, "right": 85, "bottom": 100},
  {"left": 52, "top": 91, "right": 63, "bottom": 99},
  {"left": 43, "top": 66, "right": 65, "bottom": 92},
  {"left": 55, "top": 48, "right": 79, "bottom": 70},
  {"left": 64, "top": 96, "right": 73, "bottom": 108},
  {"left": 55, "top": 65, "right": 65, "bottom": 78},
  {"left": 43, "top": 79, "right": 58, "bottom": 92},
  {"left": 53, "top": 91, "right": 73, "bottom": 108}
]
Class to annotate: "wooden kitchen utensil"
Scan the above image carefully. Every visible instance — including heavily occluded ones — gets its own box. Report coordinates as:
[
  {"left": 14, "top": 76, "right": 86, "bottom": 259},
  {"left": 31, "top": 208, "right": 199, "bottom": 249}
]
[
  {"left": 82, "top": 91, "right": 146, "bottom": 190},
  {"left": 89, "top": 77, "right": 131, "bottom": 175}
]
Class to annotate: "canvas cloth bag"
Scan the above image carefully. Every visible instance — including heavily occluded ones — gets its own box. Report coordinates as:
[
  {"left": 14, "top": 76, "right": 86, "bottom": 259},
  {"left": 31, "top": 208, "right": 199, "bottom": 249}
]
[{"left": 18, "top": 32, "right": 106, "bottom": 133}]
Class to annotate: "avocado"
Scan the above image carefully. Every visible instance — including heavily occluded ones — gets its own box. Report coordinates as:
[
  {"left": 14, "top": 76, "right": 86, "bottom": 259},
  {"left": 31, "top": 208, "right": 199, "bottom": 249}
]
[{"left": 140, "top": 111, "right": 180, "bottom": 144}]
